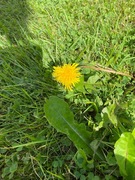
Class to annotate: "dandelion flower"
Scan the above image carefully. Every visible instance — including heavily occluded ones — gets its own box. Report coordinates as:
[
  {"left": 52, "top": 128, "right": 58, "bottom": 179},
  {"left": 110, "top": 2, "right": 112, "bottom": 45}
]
[{"left": 52, "top": 63, "right": 81, "bottom": 90}]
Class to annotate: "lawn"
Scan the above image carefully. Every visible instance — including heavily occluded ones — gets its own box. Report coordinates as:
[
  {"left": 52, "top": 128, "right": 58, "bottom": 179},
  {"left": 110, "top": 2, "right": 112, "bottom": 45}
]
[{"left": 0, "top": 0, "right": 135, "bottom": 179}]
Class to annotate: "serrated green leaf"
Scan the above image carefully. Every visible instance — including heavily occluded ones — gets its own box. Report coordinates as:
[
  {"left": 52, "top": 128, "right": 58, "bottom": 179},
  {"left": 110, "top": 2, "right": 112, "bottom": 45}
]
[
  {"left": 114, "top": 132, "right": 135, "bottom": 180},
  {"left": 44, "top": 96, "right": 92, "bottom": 155}
]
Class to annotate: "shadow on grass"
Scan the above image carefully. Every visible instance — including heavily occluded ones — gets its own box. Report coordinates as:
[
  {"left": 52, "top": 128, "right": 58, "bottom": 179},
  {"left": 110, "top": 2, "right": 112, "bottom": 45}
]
[
  {"left": 0, "top": 44, "right": 56, "bottom": 117},
  {"left": 0, "top": 1, "right": 56, "bottom": 123},
  {"left": 0, "top": 0, "right": 30, "bottom": 44},
  {"left": 0, "top": 0, "right": 55, "bottom": 94}
]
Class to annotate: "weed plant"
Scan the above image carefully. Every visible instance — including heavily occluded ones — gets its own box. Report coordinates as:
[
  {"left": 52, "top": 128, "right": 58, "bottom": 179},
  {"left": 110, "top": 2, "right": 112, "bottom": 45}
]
[{"left": 0, "top": 0, "right": 135, "bottom": 179}]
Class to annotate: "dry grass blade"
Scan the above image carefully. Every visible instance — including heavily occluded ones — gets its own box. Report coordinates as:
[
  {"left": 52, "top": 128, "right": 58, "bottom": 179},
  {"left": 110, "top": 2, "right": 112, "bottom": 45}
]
[{"left": 82, "top": 65, "right": 134, "bottom": 79}]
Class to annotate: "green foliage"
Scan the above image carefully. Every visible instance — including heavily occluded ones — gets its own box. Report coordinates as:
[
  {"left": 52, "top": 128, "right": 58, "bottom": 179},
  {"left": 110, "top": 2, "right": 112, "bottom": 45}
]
[
  {"left": 114, "top": 130, "right": 135, "bottom": 180},
  {"left": 0, "top": 0, "right": 135, "bottom": 179},
  {"left": 44, "top": 96, "right": 93, "bottom": 155},
  {"left": 2, "top": 156, "right": 18, "bottom": 179}
]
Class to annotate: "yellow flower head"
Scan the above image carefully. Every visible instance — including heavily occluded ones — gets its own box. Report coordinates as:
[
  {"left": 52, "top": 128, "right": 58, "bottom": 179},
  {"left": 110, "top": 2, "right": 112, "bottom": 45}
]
[{"left": 52, "top": 63, "right": 81, "bottom": 90}]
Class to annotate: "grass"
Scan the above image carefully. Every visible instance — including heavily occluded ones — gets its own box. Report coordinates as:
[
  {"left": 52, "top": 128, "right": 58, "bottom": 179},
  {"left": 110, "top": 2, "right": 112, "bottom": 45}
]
[{"left": 0, "top": 0, "right": 135, "bottom": 179}]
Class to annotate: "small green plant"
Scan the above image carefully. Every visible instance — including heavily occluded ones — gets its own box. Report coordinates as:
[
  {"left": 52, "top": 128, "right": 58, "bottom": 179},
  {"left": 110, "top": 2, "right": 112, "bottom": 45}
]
[
  {"left": 44, "top": 96, "right": 104, "bottom": 160},
  {"left": 44, "top": 62, "right": 135, "bottom": 179}
]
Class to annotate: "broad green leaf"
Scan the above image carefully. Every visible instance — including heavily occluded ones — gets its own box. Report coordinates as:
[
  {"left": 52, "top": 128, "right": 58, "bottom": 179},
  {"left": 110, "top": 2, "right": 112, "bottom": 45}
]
[
  {"left": 75, "top": 149, "right": 88, "bottom": 168},
  {"left": 9, "top": 161, "right": 18, "bottom": 173},
  {"left": 114, "top": 132, "right": 135, "bottom": 180},
  {"left": 44, "top": 96, "right": 92, "bottom": 155},
  {"left": 102, "top": 104, "right": 118, "bottom": 126},
  {"left": 132, "top": 128, "right": 135, "bottom": 139},
  {"left": 87, "top": 74, "right": 101, "bottom": 84},
  {"left": 75, "top": 75, "right": 86, "bottom": 93}
]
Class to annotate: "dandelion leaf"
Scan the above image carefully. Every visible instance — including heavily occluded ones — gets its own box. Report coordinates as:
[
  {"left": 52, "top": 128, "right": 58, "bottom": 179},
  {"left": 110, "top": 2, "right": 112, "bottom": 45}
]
[{"left": 44, "top": 96, "right": 92, "bottom": 155}]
